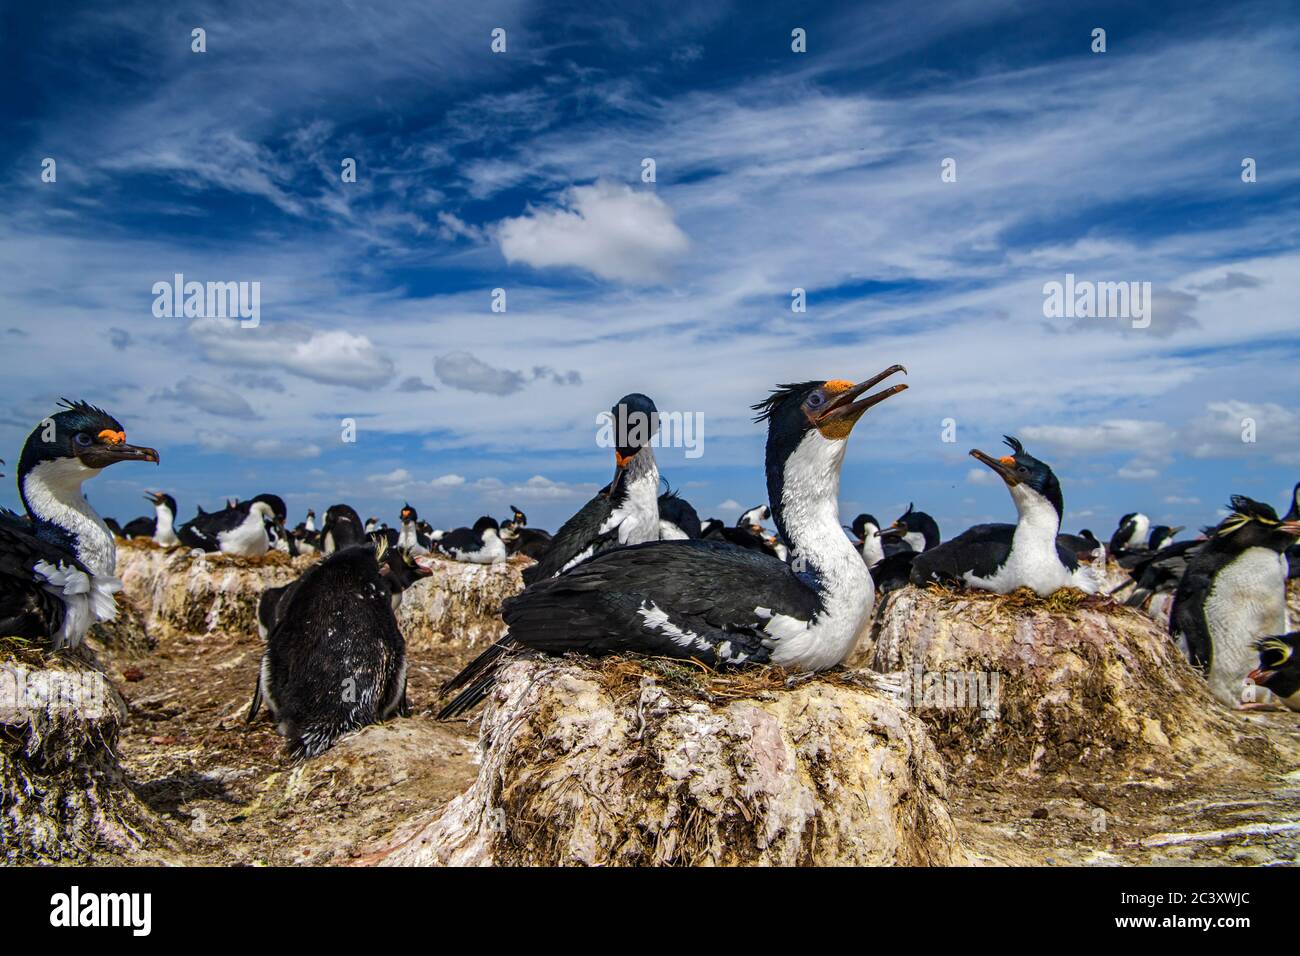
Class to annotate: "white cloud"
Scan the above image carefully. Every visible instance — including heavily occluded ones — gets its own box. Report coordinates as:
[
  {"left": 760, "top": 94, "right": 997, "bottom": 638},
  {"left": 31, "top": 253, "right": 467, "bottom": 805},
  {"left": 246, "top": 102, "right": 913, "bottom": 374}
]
[
  {"left": 197, "top": 431, "right": 321, "bottom": 460},
  {"left": 190, "top": 319, "right": 395, "bottom": 388},
  {"left": 157, "top": 377, "right": 258, "bottom": 419},
  {"left": 496, "top": 181, "right": 689, "bottom": 283},
  {"left": 1019, "top": 420, "right": 1171, "bottom": 455}
]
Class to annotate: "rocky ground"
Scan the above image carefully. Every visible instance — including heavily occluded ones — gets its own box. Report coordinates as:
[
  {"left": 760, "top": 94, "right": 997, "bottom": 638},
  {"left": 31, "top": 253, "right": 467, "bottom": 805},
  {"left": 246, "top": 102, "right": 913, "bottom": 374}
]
[{"left": 5, "top": 542, "right": 1300, "bottom": 866}]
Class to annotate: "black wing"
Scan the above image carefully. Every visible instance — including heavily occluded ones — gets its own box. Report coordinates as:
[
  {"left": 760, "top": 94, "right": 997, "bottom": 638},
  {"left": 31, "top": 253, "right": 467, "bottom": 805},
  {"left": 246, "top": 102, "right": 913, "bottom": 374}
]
[
  {"left": 871, "top": 550, "right": 916, "bottom": 594},
  {"left": 0, "top": 516, "right": 90, "bottom": 640},
  {"left": 521, "top": 491, "right": 618, "bottom": 584},
  {"left": 1170, "top": 549, "right": 1220, "bottom": 669},
  {"left": 910, "top": 523, "right": 1015, "bottom": 585},
  {"left": 1108, "top": 518, "right": 1137, "bottom": 555},
  {"left": 121, "top": 516, "right": 156, "bottom": 538},
  {"left": 658, "top": 492, "right": 702, "bottom": 538},
  {"left": 178, "top": 506, "right": 248, "bottom": 550},
  {"left": 439, "top": 539, "right": 821, "bottom": 718}
]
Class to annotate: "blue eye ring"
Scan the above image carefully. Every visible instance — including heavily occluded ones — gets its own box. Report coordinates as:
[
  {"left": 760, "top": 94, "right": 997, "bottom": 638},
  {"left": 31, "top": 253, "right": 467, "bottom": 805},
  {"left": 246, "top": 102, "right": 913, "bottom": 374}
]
[
  {"left": 806, "top": 393, "right": 825, "bottom": 408},
  {"left": 74, "top": 432, "right": 92, "bottom": 447}
]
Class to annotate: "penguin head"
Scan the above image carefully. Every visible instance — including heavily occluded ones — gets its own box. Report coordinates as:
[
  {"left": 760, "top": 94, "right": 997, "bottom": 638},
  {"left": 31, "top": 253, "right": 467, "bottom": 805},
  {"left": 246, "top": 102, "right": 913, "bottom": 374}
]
[
  {"left": 1213, "top": 496, "right": 1300, "bottom": 551},
  {"left": 19, "top": 399, "right": 159, "bottom": 478},
  {"left": 1287, "top": 482, "right": 1300, "bottom": 522},
  {"left": 372, "top": 534, "right": 434, "bottom": 592},
  {"left": 1250, "top": 633, "right": 1300, "bottom": 700},
  {"left": 970, "top": 435, "right": 1064, "bottom": 521}
]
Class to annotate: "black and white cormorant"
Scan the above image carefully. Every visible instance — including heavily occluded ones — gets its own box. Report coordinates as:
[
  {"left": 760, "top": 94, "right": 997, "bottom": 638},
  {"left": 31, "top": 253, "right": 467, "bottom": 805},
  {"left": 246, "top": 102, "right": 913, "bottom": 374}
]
[
  {"left": 397, "top": 502, "right": 432, "bottom": 554},
  {"left": 177, "top": 494, "right": 280, "bottom": 556},
  {"left": 1170, "top": 497, "right": 1300, "bottom": 707},
  {"left": 1108, "top": 511, "right": 1151, "bottom": 558},
  {"left": 121, "top": 490, "right": 179, "bottom": 547},
  {"left": 885, "top": 503, "right": 940, "bottom": 553},
  {"left": 436, "top": 516, "right": 508, "bottom": 564},
  {"left": 438, "top": 366, "right": 908, "bottom": 718},
  {"left": 658, "top": 489, "right": 702, "bottom": 540},
  {"left": 0, "top": 400, "right": 158, "bottom": 648},
  {"left": 1249, "top": 633, "right": 1300, "bottom": 711},
  {"left": 521, "top": 393, "right": 663, "bottom": 584},
  {"left": 910, "top": 436, "right": 1098, "bottom": 596},
  {"left": 501, "top": 506, "right": 553, "bottom": 558},
  {"left": 248, "top": 535, "right": 432, "bottom": 758}
]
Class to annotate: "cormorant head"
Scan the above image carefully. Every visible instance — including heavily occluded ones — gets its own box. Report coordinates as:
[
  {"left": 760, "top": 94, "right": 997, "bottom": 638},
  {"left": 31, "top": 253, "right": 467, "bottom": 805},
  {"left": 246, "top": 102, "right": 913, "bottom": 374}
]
[
  {"left": 400, "top": 502, "right": 418, "bottom": 523},
  {"left": 19, "top": 399, "right": 159, "bottom": 480},
  {"left": 752, "top": 366, "right": 908, "bottom": 543},
  {"left": 251, "top": 493, "right": 287, "bottom": 525},
  {"left": 144, "top": 491, "right": 177, "bottom": 516},
  {"left": 607, "top": 393, "right": 659, "bottom": 498},
  {"left": 970, "top": 435, "right": 1064, "bottom": 520},
  {"left": 510, "top": 505, "right": 526, "bottom": 526},
  {"left": 850, "top": 513, "right": 880, "bottom": 544},
  {"left": 472, "top": 515, "right": 500, "bottom": 535}
]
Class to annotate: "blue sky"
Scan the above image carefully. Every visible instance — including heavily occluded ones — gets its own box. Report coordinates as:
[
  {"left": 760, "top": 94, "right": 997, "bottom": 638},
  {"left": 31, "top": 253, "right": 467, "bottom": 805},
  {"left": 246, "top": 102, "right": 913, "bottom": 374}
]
[{"left": 2, "top": 0, "right": 1298, "bottom": 538}]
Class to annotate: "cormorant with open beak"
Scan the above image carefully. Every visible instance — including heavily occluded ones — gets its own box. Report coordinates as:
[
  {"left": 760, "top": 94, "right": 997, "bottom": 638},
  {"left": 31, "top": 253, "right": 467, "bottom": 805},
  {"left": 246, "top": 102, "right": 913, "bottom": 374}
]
[
  {"left": 439, "top": 366, "right": 907, "bottom": 718},
  {"left": 521, "top": 393, "right": 663, "bottom": 584},
  {"left": 0, "top": 400, "right": 159, "bottom": 648},
  {"left": 911, "top": 436, "right": 1098, "bottom": 597}
]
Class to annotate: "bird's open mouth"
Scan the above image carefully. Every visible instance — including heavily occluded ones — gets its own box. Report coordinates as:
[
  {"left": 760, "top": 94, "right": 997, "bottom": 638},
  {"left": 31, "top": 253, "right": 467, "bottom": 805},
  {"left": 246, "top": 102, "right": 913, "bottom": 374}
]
[
  {"left": 814, "top": 364, "right": 909, "bottom": 426},
  {"left": 413, "top": 554, "right": 439, "bottom": 575},
  {"left": 1248, "top": 667, "right": 1273, "bottom": 685},
  {"left": 1282, "top": 520, "right": 1300, "bottom": 537},
  {"left": 970, "top": 449, "right": 1019, "bottom": 485}
]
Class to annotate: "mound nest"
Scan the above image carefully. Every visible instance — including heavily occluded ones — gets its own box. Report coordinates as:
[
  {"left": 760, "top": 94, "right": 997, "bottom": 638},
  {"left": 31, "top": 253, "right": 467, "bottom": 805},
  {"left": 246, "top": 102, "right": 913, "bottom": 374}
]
[
  {"left": 0, "top": 639, "right": 163, "bottom": 862},
  {"left": 859, "top": 584, "right": 1283, "bottom": 778},
  {"left": 368, "top": 654, "right": 967, "bottom": 867}
]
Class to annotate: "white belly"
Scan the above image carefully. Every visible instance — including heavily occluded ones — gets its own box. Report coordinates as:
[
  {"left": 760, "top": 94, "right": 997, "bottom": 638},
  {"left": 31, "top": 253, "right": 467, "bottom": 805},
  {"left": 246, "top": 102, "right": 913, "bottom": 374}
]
[
  {"left": 1203, "top": 548, "right": 1288, "bottom": 705},
  {"left": 218, "top": 514, "right": 270, "bottom": 556}
]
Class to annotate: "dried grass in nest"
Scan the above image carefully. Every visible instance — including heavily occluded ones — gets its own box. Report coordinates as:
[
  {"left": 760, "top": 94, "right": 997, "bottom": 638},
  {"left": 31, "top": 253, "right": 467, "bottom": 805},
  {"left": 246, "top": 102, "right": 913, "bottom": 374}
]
[
  {"left": 919, "top": 583, "right": 1135, "bottom": 623},
  {"left": 115, "top": 536, "right": 163, "bottom": 551},
  {"left": 592, "top": 653, "right": 877, "bottom": 706}
]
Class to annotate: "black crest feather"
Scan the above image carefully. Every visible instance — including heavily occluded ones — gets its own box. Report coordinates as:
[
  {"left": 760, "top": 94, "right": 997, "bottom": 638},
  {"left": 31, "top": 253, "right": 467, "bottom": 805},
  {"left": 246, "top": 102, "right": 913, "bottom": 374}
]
[
  {"left": 1002, "top": 435, "right": 1024, "bottom": 455},
  {"left": 752, "top": 382, "right": 819, "bottom": 423}
]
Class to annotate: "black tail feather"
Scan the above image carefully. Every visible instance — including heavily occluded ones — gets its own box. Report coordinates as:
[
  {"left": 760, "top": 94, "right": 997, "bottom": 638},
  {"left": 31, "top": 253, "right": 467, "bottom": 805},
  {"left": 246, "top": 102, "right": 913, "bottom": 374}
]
[
  {"left": 246, "top": 669, "right": 263, "bottom": 723},
  {"left": 436, "top": 636, "right": 517, "bottom": 720}
]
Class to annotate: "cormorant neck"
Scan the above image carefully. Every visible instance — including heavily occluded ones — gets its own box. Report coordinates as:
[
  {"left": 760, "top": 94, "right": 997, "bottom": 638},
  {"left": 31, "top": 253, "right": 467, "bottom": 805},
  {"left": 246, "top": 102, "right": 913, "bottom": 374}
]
[
  {"left": 20, "top": 458, "right": 116, "bottom": 576},
  {"left": 768, "top": 430, "right": 859, "bottom": 575},
  {"left": 1009, "top": 484, "right": 1062, "bottom": 541}
]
